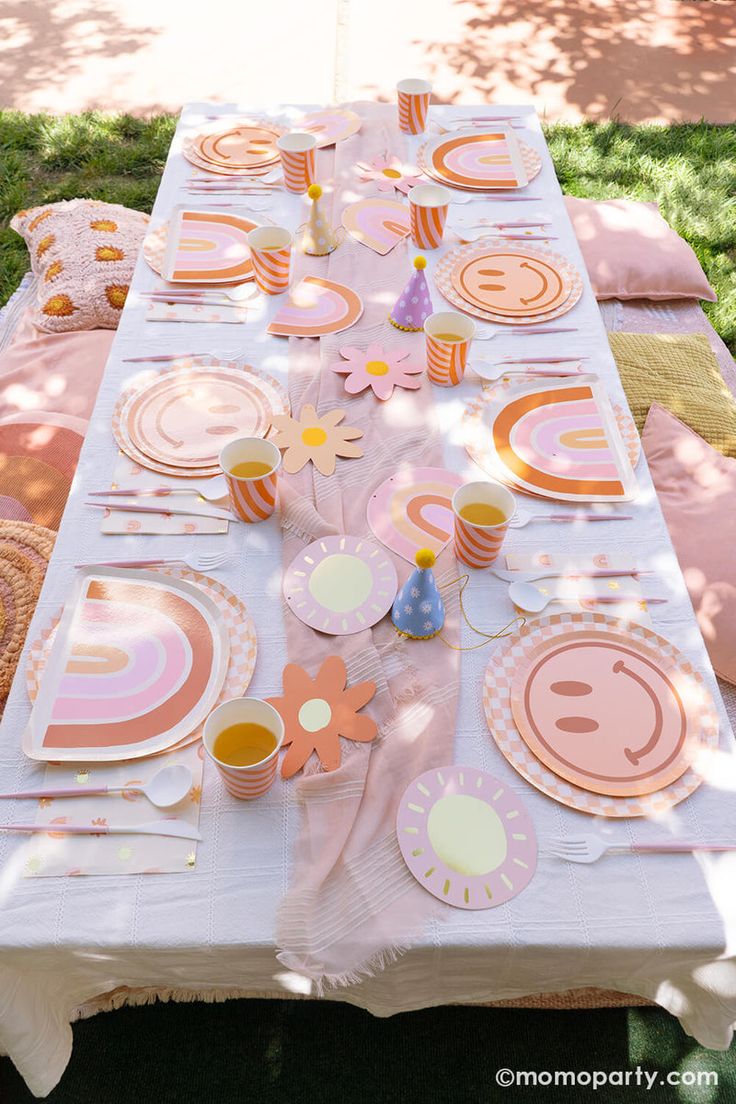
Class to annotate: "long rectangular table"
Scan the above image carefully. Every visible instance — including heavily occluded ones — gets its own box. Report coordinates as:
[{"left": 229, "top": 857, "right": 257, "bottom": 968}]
[{"left": 2, "top": 102, "right": 736, "bottom": 1097}]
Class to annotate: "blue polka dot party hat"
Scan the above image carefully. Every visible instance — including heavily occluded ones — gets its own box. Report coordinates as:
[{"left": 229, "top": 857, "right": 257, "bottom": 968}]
[
  {"left": 391, "top": 548, "right": 445, "bottom": 639},
  {"left": 389, "top": 255, "right": 433, "bottom": 332}
]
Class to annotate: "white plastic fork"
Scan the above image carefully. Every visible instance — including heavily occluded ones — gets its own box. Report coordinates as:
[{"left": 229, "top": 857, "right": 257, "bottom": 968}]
[
  {"left": 75, "top": 551, "right": 230, "bottom": 571},
  {"left": 88, "top": 475, "right": 228, "bottom": 502},
  {"left": 548, "top": 835, "right": 736, "bottom": 864},
  {"left": 508, "top": 509, "right": 633, "bottom": 529},
  {"left": 474, "top": 326, "right": 579, "bottom": 342}
]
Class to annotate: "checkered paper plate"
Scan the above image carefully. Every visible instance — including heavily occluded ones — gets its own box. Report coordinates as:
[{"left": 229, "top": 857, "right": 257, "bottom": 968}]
[
  {"left": 483, "top": 611, "right": 719, "bottom": 817},
  {"left": 435, "top": 239, "right": 583, "bottom": 326},
  {"left": 26, "top": 568, "right": 257, "bottom": 755}
]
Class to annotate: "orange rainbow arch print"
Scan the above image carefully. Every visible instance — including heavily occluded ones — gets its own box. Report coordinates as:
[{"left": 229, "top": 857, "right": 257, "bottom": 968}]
[
  {"left": 267, "top": 276, "right": 363, "bottom": 337},
  {"left": 468, "top": 379, "right": 638, "bottom": 502},
  {"left": 162, "top": 209, "right": 260, "bottom": 284},
  {"left": 24, "top": 570, "right": 230, "bottom": 761}
]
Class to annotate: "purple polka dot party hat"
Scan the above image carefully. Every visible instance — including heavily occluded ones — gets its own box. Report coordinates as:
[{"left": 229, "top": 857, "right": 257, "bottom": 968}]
[{"left": 389, "top": 255, "right": 433, "bottom": 332}]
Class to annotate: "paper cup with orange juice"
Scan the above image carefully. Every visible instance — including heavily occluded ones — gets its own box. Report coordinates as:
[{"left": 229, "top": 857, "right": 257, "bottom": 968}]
[
  {"left": 219, "top": 437, "right": 281, "bottom": 523},
  {"left": 424, "top": 311, "right": 475, "bottom": 386},
  {"left": 452, "top": 480, "right": 516, "bottom": 568},
  {"left": 203, "top": 697, "right": 284, "bottom": 800},
  {"left": 247, "top": 225, "right": 292, "bottom": 294}
]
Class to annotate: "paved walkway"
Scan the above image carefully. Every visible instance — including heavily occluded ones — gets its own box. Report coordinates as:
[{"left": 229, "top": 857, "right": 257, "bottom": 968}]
[{"left": 0, "top": 0, "right": 734, "bottom": 121}]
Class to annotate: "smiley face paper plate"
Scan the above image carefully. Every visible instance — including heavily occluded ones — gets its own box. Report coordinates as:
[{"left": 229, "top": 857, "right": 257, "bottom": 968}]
[
  {"left": 112, "top": 357, "right": 288, "bottom": 476},
  {"left": 435, "top": 240, "right": 582, "bottom": 326},
  {"left": 451, "top": 250, "right": 569, "bottom": 317},
  {"left": 188, "top": 120, "right": 282, "bottom": 171},
  {"left": 511, "top": 627, "right": 701, "bottom": 797},
  {"left": 484, "top": 613, "right": 719, "bottom": 817}
]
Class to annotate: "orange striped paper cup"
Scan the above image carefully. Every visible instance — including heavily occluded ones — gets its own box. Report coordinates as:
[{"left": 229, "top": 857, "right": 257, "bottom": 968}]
[
  {"left": 452, "top": 480, "right": 516, "bottom": 569},
  {"left": 247, "top": 225, "right": 292, "bottom": 294},
  {"left": 276, "top": 132, "right": 317, "bottom": 193},
  {"left": 424, "top": 311, "right": 475, "bottom": 387},
  {"left": 408, "top": 184, "right": 450, "bottom": 249},
  {"left": 220, "top": 437, "right": 281, "bottom": 523},
  {"left": 397, "top": 78, "right": 432, "bottom": 134},
  {"left": 203, "top": 698, "right": 284, "bottom": 800}
]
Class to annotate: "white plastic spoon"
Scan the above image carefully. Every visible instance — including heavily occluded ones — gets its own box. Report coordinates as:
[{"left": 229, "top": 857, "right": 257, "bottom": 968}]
[
  {"left": 473, "top": 361, "right": 584, "bottom": 382},
  {"left": 509, "top": 581, "right": 666, "bottom": 613},
  {"left": 0, "top": 763, "right": 194, "bottom": 810}
]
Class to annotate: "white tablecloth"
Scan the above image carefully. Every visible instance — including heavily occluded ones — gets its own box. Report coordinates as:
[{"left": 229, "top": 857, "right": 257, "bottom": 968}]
[{"left": 2, "top": 103, "right": 736, "bottom": 1098}]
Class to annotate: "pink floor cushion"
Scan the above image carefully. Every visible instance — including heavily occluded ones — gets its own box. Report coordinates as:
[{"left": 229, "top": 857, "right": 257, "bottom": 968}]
[
  {"left": 564, "top": 196, "right": 716, "bottom": 302},
  {"left": 642, "top": 402, "right": 736, "bottom": 684},
  {"left": 11, "top": 199, "right": 149, "bottom": 332}
]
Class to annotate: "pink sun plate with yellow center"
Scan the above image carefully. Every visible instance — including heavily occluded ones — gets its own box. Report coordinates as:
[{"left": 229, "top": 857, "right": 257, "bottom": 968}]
[{"left": 397, "top": 765, "right": 538, "bottom": 910}]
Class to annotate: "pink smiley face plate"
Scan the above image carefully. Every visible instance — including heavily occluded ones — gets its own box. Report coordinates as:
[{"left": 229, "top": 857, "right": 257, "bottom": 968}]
[
  {"left": 396, "top": 764, "right": 537, "bottom": 910},
  {"left": 509, "top": 621, "right": 717, "bottom": 799},
  {"left": 485, "top": 613, "right": 720, "bottom": 817}
]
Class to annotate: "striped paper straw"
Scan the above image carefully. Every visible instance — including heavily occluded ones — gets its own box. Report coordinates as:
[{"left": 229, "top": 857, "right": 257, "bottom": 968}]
[
  {"left": 247, "top": 226, "right": 292, "bottom": 294},
  {"left": 276, "top": 132, "right": 317, "bottom": 194},
  {"left": 424, "top": 311, "right": 475, "bottom": 386},
  {"left": 397, "top": 78, "right": 432, "bottom": 134},
  {"left": 452, "top": 481, "right": 516, "bottom": 569},
  {"left": 409, "top": 183, "right": 450, "bottom": 249},
  {"left": 203, "top": 699, "right": 284, "bottom": 800},
  {"left": 220, "top": 437, "right": 281, "bottom": 523}
]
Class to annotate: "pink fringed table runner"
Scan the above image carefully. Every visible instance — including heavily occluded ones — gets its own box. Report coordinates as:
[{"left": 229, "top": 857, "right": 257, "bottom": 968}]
[{"left": 276, "top": 103, "right": 461, "bottom": 985}]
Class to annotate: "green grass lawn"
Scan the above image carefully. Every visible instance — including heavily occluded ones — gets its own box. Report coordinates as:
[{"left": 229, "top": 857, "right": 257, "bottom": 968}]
[{"left": 0, "top": 113, "right": 735, "bottom": 352}]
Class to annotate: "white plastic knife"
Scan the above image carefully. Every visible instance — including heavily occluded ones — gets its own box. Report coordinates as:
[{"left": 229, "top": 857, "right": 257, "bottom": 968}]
[
  {"left": 86, "top": 501, "right": 232, "bottom": 522},
  {"left": 1, "top": 819, "right": 202, "bottom": 840}
]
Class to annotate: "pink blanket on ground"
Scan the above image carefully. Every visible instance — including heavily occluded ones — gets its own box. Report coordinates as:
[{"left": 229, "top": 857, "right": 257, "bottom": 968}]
[
  {"left": 0, "top": 309, "right": 114, "bottom": 528},
  {"left": 276, "top": 104, "right": 461, "bottom": 985}
]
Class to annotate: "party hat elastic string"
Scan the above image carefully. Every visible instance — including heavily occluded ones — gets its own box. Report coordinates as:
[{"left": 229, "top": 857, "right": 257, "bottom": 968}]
[{"left": 437, "top": 573, "right": 525, "bottom": 651}]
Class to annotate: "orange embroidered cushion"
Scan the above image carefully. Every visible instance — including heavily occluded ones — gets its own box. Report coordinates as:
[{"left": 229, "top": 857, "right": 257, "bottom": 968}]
[{"left": 11, "top": 200, "right": 150, "bottom": 332}]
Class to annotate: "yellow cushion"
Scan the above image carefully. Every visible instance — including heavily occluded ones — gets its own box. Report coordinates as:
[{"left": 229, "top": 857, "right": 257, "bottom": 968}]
[{"left": 608, "top": 332, "right": 736, "bottom": 458}]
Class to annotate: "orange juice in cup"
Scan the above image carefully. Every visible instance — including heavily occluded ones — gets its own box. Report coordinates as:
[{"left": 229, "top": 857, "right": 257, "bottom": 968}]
[
  {"left": 424, "top": 311, "right": 475, "bottom": 386},
  {"left": 204, "top": 697, "right": 284, "bottom": 800},
  {"left": 452, "top": 480, "right": 516, "bottom": 568},
  {"left": 247, "top": 226, "right": 292, "bottom": 294},
  {"left": 219, "top": 436, "right": 281, "bottom": 523}
]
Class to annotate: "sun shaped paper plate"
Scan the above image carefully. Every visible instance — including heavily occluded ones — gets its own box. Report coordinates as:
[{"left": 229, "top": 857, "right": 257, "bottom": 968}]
[
  {"left": 284, "top": 535, "right": 398, "bottom": 635},
  {"left": 397, "top": 765, "right": 538, "bottom": 910}
]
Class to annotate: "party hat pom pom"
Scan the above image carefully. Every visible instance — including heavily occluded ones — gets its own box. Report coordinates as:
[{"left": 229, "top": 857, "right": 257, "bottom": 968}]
[
  {"left": 308, "top": 183, "right": 322, "bottom": 200},
  {"left": 413, "top": 255, "right": 427, "bottom": 270},
  {"left": 415, "top": 548, "right": 435, "bottom": 569}
]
